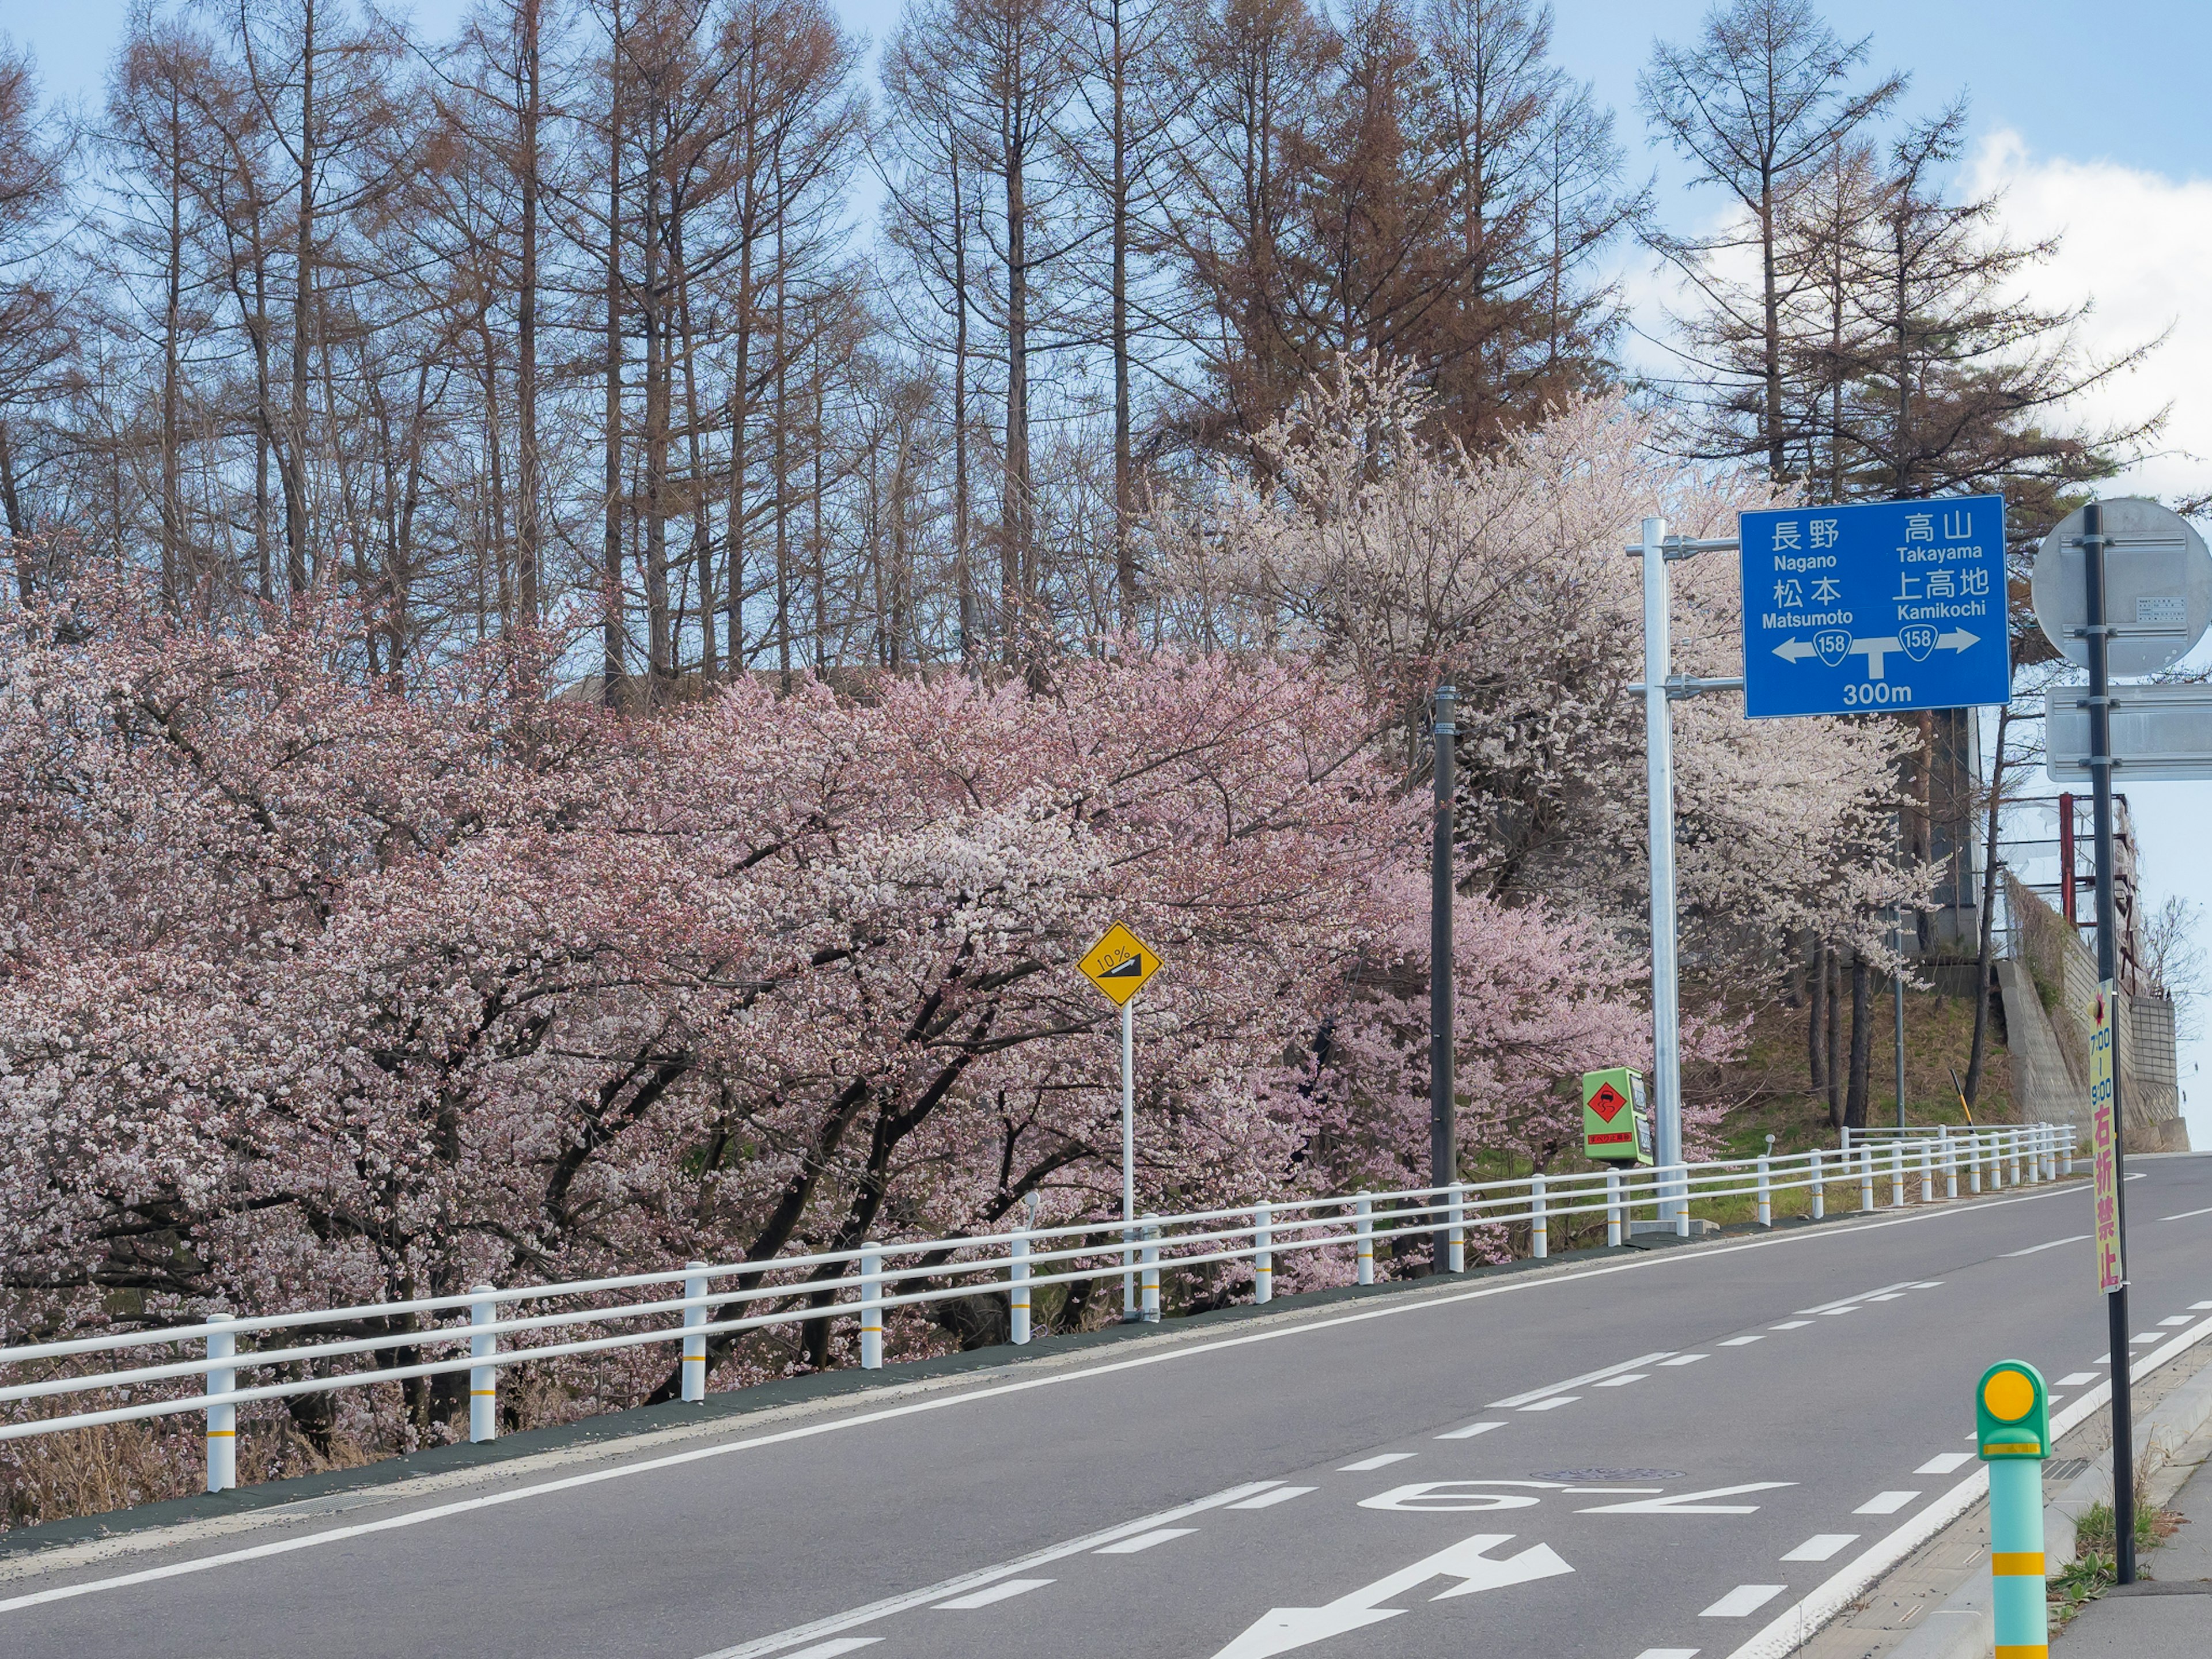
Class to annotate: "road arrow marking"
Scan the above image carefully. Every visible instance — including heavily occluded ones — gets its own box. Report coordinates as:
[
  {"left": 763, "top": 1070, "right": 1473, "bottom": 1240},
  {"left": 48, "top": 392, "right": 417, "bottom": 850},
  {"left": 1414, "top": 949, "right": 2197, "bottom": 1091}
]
[
  {"left": 1205, "top": 1533, "right": 1573, "bottom": 1659},
  {"left": 1575, "top": 1481, "right": 1793, "bottom": 1515}
]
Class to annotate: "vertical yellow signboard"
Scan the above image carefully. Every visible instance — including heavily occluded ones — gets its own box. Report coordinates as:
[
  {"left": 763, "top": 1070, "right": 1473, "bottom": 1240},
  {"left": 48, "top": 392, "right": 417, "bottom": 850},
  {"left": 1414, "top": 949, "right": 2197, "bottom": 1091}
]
[{"left": 2089, "top": 980, "right": 2123, "bottom": 1293}]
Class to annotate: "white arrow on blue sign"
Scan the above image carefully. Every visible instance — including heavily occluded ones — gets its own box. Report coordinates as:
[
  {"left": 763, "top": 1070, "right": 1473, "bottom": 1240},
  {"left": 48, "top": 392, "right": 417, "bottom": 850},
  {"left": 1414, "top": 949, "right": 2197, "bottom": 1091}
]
[{"left": 1739, "top": 494, "right": 2012, "bottom": 717}]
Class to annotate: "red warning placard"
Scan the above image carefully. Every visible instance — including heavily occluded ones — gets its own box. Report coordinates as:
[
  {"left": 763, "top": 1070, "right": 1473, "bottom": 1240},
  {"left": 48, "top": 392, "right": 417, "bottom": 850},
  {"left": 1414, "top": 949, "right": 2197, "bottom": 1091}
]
[{"left": 1586, "top": 1082, "right": 1627, "bottom": 1123}]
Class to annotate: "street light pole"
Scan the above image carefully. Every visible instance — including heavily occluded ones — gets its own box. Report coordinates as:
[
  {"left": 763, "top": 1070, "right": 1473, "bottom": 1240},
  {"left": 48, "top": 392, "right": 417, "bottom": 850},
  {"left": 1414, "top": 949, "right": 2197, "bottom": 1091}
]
[{"left": 1430, "top": 685, "right": 1457, "bottom": 1258}]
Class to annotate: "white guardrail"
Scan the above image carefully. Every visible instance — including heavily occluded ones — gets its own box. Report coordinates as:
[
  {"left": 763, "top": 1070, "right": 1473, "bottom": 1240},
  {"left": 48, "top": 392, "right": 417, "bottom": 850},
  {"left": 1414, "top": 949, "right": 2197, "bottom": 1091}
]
[{"left": 1, "top": 1123, "right": 2075, "bottom": 1494}]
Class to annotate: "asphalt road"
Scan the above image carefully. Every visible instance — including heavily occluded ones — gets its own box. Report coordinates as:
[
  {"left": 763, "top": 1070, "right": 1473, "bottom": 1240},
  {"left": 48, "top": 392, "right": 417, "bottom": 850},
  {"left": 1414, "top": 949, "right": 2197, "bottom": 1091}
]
[{"left": 6, "top": 1154, "right": 2211, "bottom": 1659}]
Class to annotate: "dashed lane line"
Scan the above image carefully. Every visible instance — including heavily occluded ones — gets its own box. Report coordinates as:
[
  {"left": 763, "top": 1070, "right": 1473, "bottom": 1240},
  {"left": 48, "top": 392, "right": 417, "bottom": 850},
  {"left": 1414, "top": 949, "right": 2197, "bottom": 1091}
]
[
  {"left": 787, "top": 1641, "right": 880, "bottom": 1659},
  {"left": 933, "top": 1578, "right": 1051, "bottom": 1610},
  {"left": 2005, "top": 1234, "right": 2091, "bottom": 1256},
  {"left": 1853, "top": 1491, "right": 1921, "bottom": 1516},
  {"left": 1779, "top": 1535, "right": 1857, "bottom": 1563},
  {"left": 1914, "top": 1454, "right": 1973, "bottom": 1476},
  {"left": 1488, "top": 1352, "right": 1673, "bottom": 1409},
  {"left": 1226, "top": 1487, "right": 1313, "bottom": 1511},
  {"left": 1661, "top": 1354, "right": 1709, "bottom": 1366},
  {"left": 1701, "top": 1585, "right": 1786, "bottom": 1618},
  {"left": 1435, "top": 1421, "right": 1503, "bottom": 1440},
  {"left": 1339, "top": 1453, "right": 1416, "bottom": 1471},
  {"left": 1094, "top": 1529, "right": 1194, "bottom": 1555}
]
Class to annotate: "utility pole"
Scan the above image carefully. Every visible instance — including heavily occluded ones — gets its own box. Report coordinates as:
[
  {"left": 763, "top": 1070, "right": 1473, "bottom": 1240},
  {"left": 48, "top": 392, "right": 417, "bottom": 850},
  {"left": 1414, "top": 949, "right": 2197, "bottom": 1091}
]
[
  {"left": 2084, "top": 499, "right": 2139, "bottom": 1581},
  {"left": 1430, "top": 685, "right": 1457, "bottom": 1260}
]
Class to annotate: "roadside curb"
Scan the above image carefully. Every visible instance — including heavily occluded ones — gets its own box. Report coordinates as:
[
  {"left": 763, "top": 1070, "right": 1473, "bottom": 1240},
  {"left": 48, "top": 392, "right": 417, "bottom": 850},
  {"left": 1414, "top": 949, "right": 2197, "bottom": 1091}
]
[{"left": 1885, "top": 1349, "right": 2212, "bottom": 1659}]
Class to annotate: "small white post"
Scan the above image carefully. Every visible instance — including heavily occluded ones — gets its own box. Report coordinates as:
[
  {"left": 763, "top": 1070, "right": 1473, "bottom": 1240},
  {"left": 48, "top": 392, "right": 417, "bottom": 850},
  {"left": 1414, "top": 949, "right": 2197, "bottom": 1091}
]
[
  {"left": 205, "top": 1312, "right": 236, "bottom": 1494},
  {"left": 1919, "top": 1143, "right": 1933, "bottom": 1204},
  {"left": 1756, "top": 1156, "right": 1771, "bottom": 1228},
  {"left": 859, "top": 1242, "right": 883, "bottom": 1370},
  {"left": 1945, "top": 1138, "right": 1959, "bottom": 1200},
  {"left": 1890, "top": 1141, "right": 1906, "bottom": 1208},
  {"left": 1354, "top": 1194, "right": 1374, "bottom": 1285},
  {"left": 2043, "top": 1124, "right": 2056, "bottom": 1183},
  {"left": 1860, "top": 1147, "right": 1876, "bottom": 1213},
  {"left": 1140, "top": 1216, "right": 1160, "bottom": 1323},
  {"left": 1009, "top": 1232, "right": 1031, "bottom": 1346},
  {"left": 1810, "top": 1147, "right": 1824, "bottom": 1219},
  {"left": 1605, "top": 1169, "right": 1623, "bottom": 1247},
  {"left": 1841, "top": 1124, "right": 1854, "bottom": 1157},
  {"left": 1968, "top": 1131, "right": 1983, "bottom": 1194},
  {"left": 1253, "top": 1202, "right": 1272, "bottom": 1303},
  {"left": 471, "top": 1284, "right": 501, "bottom": 1438},
  {"left": 1673, "top": 1165, "right": 1690, "bottom": 1238},
  {"left": 1531, "top": 1174, "right": 1548, "bottom": 1259},
  {"left": 1448, "top": 1183, "right": 1465, "bottom": 1273},
  {"left": 2063, "top": 1125, "right": 2075, "bottom": 1177},
  {"left": 2008, "top": 1128, "right": 2021, "bottom": 1187}
]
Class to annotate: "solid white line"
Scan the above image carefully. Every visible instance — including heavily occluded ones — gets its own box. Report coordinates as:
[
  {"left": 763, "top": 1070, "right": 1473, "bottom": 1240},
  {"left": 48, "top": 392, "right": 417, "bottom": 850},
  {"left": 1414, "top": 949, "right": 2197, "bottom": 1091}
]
[
  {"left": 1594, "top": 1373, "right": 1650, "bottom": 1387},
  {"left": 1488, "top": 1351, "right": 1673, "bottom": 1408},
  {"left": 1661, "top": 1354, "right": 1709, "bottom": 1366},
  {"left": 1780, "top": 1535, "right": 1857, "bottom": 1562},
  {"left": 1635, "top": 1650, "right": 1700, "bottom": 1658},
  {"left": 787, "top": 1642, "right": 881, "bottom": 1659},
  {"left": 1795, "top": 1279, "right": 1919, "bottom": 1315},
  {"left": 2162, "top": 1206, "right": 2212, "bottom": 1222},
  {"left": 1226, "top": 1486, "right": 1313, "bottom": 1510},
  {"left": 934, "top": 1578, "right": 1051, "bottom": 1609},
  {"left": 2003, "top": 1234, "right": 2090, "bottom": 1256},
  {"left": 1853, "top": 1491, "right": 1919, "bottom": 1516},
  {"left": 1339, "top": 1453, "right": 1416, "bottom": 1470},
  {"left": 1435, "top": 1421, "right": 1503, "bottom": 1440},
  {"left": 0, "top": 1176, "right": 2096, "bottom": 1620},
  {"left": 1521, "top": 1396, "right": 1579, "bottom": 1411},
  {"left": 1722, "top": 1312, "right": 2212, "bottom": 1659},
  {"left": 1701, "top": 1585, "right": 1785, "bottom": 1618},
  {"left": 1093, "top": 1528, "right": 1193, "bottom": 1555},
  {"left": 1914, "top": 1453, "right": 1973, "bottom": 1476},
  {"left": 1769, "top": 1321, "right": 1811, "bottom": 1330}
]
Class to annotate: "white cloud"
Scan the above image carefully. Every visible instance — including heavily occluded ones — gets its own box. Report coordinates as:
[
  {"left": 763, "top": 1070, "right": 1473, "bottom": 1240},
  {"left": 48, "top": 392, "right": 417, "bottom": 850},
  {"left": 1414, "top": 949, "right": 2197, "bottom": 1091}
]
[{"left": 1969, "top": 130, "right": 2212, "bottom": 504}]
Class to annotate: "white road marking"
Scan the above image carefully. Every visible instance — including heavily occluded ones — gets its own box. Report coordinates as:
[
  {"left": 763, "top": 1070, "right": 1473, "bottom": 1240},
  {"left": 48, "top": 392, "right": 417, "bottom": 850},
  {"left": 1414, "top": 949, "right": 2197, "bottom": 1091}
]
[
  {"left": 1435, "top": 1421, "right": 1504, "bottom": 1440},
  {"left": 1661, "top": 1354, "right": 1709, "bottom": 1366},
  {"left": 1854, "top": 1491, "right": 1919, "bottom": 1516},
  {"left": 1228, "top": 1487, "right": 1315, "bottom": 1511},
  {"left": 1796, "top": 1279, "right": 1918, "bottom": 1315},
  {"left": 1723, "top": 1312, "right": 2212, "bottom": 1659},
  {"left": 1594, "top": 1374, "right": 1650, "bottom": 1387},
  {"left": 1719, "top": 1336, "right": 1763, "bottom": 1347},
  {"left": 1635, "top": 1650, "right": 1701, "bottom": 1658},
  {"left": 2194, "top": 1301, "right": 2212, "bottom": 1310},
  {"left": 1700, "top": 1585, "right": 1785, "bottom": 1618},
  {"left": 1577, "top": 1482, "right": 1792, "bottom": 1516},
  {"left": 2133, "top": 1332, "right": 2162, "bottom": 1343},
  {"left": 1095, "top": 1528, "right": 1195, "bottom": 1555},
  {"left": 1521, "top": 1396, "right": 1579, "bottom": 1411},
  {"left": 1817, "top": 1306, "right": 1858, "bottom": 1316},
  {"left": 1865, "top": 1293, "right": 1906, "bottom": 1302},
  {"left": 1781, "top": 1534, "right": 1858, "bottom": 1562},
  {"left": 2004, "top": 1234, "right": 2090, "bottom": 1256},
  {"left": 0, "top": 1179, "right": 2097, "bottom": 1622},
  {"left": 934, "top": 1578, "right": 1051, "bottom": 1610},
  {"left": 1770, "top": 1320, "right": 1811, "bottom": 1330},
  {"left": 1205, "top": 1532, "right": 1573, "bottom": 1659},
  {"left": 2162, "top": 1207, "right": 2212, "bottom": 1222},
  {"left": 1488, "top": 1352, "right": 1675, "bottom": 1408},
  {"left": 787, "top": 1642, "right": 881, "bottom": 1659},
  {"left": 2161, "top": 1316, "right": 2192, "bottom": 1327},
  {"left": 1915, "top": 1453, "right": 1973, "bottom": 1476},
  {"left": 2058, "top": 1372, "right": 2099, "bottom": 1386},
  {"left": 1339, "top": 1453, "right": 1416, "bottom": 1470}
]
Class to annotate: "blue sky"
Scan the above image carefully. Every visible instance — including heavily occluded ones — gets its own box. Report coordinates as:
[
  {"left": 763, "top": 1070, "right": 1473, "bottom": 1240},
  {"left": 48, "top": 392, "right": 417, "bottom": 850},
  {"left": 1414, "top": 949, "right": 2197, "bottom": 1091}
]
[{"left": 9, "top": 0, "right": 2212, "bottom": 1138}]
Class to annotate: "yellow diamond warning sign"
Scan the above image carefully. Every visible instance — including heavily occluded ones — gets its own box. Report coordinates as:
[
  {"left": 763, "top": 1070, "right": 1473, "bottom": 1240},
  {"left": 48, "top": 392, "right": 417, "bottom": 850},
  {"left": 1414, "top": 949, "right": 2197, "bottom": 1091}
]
[{"left": 1078, "top": 921, "right": 1161, "bottom": 1007}]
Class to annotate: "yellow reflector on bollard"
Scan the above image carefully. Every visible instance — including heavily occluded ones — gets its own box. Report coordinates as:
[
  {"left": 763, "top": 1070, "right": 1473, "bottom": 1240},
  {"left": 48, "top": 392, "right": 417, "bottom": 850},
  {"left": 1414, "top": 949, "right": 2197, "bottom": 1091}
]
[{"left": 1983, "top": 1368, "right": 2036, "bottom": 1422}]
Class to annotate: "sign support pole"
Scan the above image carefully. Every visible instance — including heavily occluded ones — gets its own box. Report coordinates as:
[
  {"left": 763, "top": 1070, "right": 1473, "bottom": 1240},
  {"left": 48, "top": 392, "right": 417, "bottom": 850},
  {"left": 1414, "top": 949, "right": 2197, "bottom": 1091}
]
[
  {"left": 1430, "top": 685, "right": 1457, "bottom": 1261},
  {"left": 1894, "top": 905, "right": 1907, "bottom": 1128},
  {"left": 1122, "top": 995, "right": 1137, "bottom": 1323},
  {"left": 2084, "top": 499, "right": 2138, "bottom": 1581},
  {"left": 1641, "top": 516, "right": 1685, "bottom": 1219}
]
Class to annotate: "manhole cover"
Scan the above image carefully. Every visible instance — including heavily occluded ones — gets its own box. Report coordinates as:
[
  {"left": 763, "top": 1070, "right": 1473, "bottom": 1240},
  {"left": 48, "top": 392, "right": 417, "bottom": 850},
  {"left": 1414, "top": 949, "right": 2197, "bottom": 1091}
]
[{"left": 1530, "top": 1468, "right": 1685, "bottom": 1481}]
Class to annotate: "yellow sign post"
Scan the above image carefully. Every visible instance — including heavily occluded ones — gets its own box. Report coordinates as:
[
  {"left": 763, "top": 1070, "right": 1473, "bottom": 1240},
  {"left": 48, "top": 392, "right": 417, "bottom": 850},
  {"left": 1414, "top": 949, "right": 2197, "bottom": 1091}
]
[
  {"left": 1079, "top": 922, "right": 1162, "bottom": 1321},
  {"left": 2089, "top": 980, "right": 2123, "bottom": 1293}
]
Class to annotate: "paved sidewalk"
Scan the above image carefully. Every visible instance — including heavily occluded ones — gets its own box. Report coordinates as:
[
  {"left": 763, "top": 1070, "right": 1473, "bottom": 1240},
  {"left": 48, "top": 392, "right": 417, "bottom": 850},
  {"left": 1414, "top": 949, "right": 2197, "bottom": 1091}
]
[{"left": 2056, "top": 1448, "right": 2212, "bottom": 1656}]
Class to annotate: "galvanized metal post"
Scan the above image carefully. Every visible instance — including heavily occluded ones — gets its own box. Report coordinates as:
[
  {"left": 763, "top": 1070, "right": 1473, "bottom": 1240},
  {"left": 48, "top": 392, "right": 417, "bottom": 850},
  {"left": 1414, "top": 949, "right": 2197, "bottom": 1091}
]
[
  {"left": 204, "top": 1312, "right": 236, "bottom": 1494},
  {"left": 1253, "top": 1202, "right": 1272, "bottom": 1304},
  {"left": 1642, "top": 518, "right": 1685, "bottom": 1224},
  {"left": 859, "top": 1243, "right": 883, "bottom": 1370},
  {"left": 1354, "top": 1194, "right": 1374, "bottom": 1285},
  {"left": 1122, "top": 996, "right": 1137, "bottom": 1321},
  {"left": 1139, "top": 1217, "right": 1160, "bottom": 1323},
  {"left": 1430, "top": 684, "right": 1457, "bottom": 1270},
  {"left": 1009, "top": 1231, "right": 1031, "bottom": 1346},
  {"left": 471, "top": 1283, "right": 501, "bottom": 1438}
]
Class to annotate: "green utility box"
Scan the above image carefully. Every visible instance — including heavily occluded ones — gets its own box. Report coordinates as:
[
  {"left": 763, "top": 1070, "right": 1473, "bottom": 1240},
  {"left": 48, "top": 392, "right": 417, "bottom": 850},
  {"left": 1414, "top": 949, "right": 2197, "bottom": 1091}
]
[{"left": 1581, "top": 1067, "right": 1654, "bottom": 1167}]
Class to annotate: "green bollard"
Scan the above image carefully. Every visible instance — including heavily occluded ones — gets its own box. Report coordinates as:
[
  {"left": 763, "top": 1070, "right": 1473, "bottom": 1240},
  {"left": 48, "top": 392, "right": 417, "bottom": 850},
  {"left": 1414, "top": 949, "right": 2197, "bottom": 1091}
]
[{"left": 1976, "top": 1361, "right": 2051, "bottom": 1659}]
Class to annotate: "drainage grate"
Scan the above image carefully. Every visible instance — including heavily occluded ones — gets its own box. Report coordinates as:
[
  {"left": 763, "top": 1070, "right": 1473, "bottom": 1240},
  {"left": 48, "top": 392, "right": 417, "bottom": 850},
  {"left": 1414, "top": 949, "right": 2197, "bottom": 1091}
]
[{"left": 2046, "top": 1457, "right": 2092, "bottom": 1482}]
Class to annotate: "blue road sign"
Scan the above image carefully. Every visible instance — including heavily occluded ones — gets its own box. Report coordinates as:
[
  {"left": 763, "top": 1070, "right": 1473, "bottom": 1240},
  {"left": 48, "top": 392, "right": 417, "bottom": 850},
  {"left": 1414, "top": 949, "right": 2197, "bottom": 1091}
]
[{"left": 1740, "top": 494, "right": 2010, "bottom": 718}]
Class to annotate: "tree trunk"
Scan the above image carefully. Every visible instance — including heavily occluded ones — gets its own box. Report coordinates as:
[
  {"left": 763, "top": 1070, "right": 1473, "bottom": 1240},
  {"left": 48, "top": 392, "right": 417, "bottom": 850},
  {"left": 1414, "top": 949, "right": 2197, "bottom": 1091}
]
[
  {"left": 283, "top": 0, "right": 319, "bottom": 603},
  {"left": 516, "top": 0, "right": 543, "bottom": 624},
  {"left": 1845, "top": 951, "right": 1872, "bottom": 1130},
  {"left": 1807, "top": 938, "right": 1827, "bottom": 1093},
  {"left": 1825, "top": 945, "right": 1843, "bottom": 1126},
  {"left": 601, "top": 9, "right": 627, "bottom": 709}
]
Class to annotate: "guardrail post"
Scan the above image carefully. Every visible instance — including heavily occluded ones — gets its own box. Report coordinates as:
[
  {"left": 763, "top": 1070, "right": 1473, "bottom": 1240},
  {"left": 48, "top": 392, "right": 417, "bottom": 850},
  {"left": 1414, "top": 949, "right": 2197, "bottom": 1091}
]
[
  {"left": 205, "top": 1312, "right": 236, "bottom": 1493},
  {"left": 471, "top": 1283, "right": 501, "bottom": 1437},
  {"left": 859, "top": 1243, "right": 883, "bottom": 1370},
  {"left": 1919, "top": 1142, "right": 1933, "bottom": 1205},
  {"left": 1673, "top": 1165, "right": 1690, "bottom": 1238},
  {"left": 1140, "top": 1216, "right": 1160, "bottom": 1323},
  {"left": 1840, "top": 1124, "right": 1853, "bottom": 1157},
  {"left": 1253, "top": 1202, "right": 1272, "bottom": 1303},
  {"left": 1448, "top": 1183, "right": 1465, "bottom": 1273},
  {"left": 1968, "top": 1131, "right": 1982, "bottom": 1194},
  {"left": 2062, "top": 1124, "right": 2075, "bottom": 1177},
  {"left": 1756, "top": 1155, "right": 1771, "bottom": 1228},
  {"left": 1860, "top": 1147, "right": 1876, "bottom": 1213},
  {"left": 1531, "top": 1175, "right": 1548, "bottom": 1259},
  {"left": 1605, "top": 1169, "right": 1622, "bottom": 1247},
  {"left": 2007, "top": 1128, "right": 2021, "bottom": 1187},
  {"left": 1890, "top": 1141, "right": 1906, "bottom": 1207},
  {"left": 1354, "top": 1194, "right": 1374, "bottom": 1285},
  {"left": 1809, "top": 1148, "right": 1824, "bottom": 1220},
  {"left": 2043, "top": 1124, "right": 2056, "bottom": 1183},
  {"left": 1009, "top": 1232, "right": 1031, "bottom": 1346},
  {"left": 1943, "top": 1132, "right": 1959, "bottom": 1200}
]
